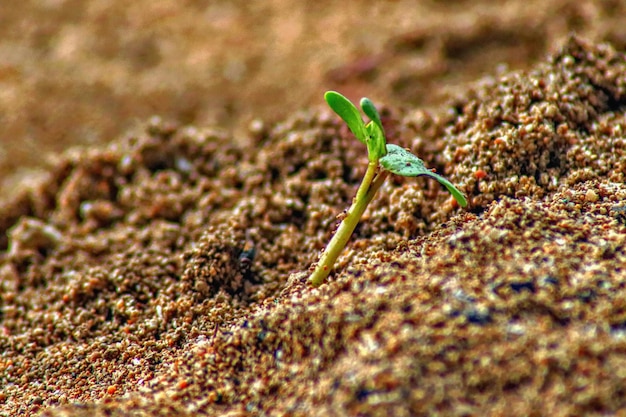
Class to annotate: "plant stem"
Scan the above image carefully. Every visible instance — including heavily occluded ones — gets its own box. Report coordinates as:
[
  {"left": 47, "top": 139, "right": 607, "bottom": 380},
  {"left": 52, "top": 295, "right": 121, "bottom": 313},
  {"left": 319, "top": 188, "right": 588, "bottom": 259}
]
[
  {"left": 309, "top": 163, "right": 390, "bottom": 287},
  {"left": 355, "top": 160, "right": 377, "bottom": 203}
]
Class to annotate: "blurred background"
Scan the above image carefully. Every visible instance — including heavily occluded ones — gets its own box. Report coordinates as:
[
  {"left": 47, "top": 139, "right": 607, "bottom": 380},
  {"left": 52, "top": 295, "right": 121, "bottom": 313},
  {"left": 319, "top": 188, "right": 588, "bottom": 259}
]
[{"left": 0, "top": 0, "right": 624, "bottom": 195}]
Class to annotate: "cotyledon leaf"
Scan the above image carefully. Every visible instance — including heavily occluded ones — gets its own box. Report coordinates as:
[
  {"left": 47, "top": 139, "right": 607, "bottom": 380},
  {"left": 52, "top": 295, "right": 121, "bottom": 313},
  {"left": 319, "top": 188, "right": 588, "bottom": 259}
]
[
  {"left": 365, "top": 121, "right": 387, "bottom": 161},
  {"left": 360, "top": 97, "right": 383, "bottom": 133},
  {"left": 380, "top": 144, "right": 468, "bottom": 207},
  {"left": 324, "top": 91, "right": 368, "bottom": 145}
]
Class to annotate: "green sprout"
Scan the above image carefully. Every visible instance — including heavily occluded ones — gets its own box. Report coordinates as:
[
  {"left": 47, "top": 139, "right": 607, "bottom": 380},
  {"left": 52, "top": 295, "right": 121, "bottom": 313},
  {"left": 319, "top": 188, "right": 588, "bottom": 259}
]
[{"left": 309, "top": 91, "right": 467, "bottom": 287}]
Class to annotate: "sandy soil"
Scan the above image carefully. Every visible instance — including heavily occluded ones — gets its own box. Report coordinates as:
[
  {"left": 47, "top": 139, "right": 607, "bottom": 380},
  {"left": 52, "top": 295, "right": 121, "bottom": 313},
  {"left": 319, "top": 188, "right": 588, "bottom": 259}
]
[{"left": 1, "top": 2, "right": 626, "bottom": 417}]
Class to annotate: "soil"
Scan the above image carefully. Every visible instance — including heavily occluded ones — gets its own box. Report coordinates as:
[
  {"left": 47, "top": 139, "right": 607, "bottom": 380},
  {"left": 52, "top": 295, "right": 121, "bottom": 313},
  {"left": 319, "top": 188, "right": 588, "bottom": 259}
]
[{"left": 1, "top": 2, "right": 626, "bottom": 417}]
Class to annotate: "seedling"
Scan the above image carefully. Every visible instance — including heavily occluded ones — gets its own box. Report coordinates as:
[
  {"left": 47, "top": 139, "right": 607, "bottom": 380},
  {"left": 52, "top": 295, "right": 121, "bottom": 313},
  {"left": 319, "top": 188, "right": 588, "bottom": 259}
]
[{"left": 309, "top": 91, "right": 467, "bottom": 287}]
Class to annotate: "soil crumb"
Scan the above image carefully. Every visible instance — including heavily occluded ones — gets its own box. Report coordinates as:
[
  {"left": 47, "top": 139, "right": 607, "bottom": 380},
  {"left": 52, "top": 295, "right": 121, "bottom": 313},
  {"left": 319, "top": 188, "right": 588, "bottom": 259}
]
[{"left": 1, "top": 36, "right": 626, "bottom": 416}]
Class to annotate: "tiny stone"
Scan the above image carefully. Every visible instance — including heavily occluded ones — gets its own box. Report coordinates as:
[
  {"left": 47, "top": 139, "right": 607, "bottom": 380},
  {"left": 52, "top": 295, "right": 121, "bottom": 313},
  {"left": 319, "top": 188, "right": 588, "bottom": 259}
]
[{"left": 585, "top": 189, "right": 599, "bottom": 202}]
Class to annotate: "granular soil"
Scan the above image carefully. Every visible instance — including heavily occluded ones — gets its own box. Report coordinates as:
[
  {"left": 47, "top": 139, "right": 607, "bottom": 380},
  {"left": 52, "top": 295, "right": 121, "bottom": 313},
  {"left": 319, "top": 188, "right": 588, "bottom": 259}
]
[{"left": 1, "top": 36, "right": 626, "bottom": 416}]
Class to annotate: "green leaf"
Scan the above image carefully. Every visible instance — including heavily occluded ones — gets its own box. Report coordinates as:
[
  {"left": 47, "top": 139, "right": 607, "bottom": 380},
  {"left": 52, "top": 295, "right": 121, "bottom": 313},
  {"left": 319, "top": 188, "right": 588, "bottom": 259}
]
[
  {"left": 380, "top": 144, "right": 468, "bottom": 207},
  {"left": 324, "top": 91, "right": 368, "bottom": 144},
  {"left": 379, "top": 144, "right": 428, "bottom": 176},
  {"left": 361, "top": 97, "right": 387, "bottom": 161},
  {"left": 360, "top": 98, "right": 383, "bottom": 133},
  {"left": 365, "top": 121, "right": 387, "bottom": 161}
]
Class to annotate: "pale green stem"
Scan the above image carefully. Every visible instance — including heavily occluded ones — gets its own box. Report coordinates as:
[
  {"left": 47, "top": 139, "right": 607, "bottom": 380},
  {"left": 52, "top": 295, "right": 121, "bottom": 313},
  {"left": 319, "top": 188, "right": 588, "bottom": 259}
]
[
  {"left": 355, "top": 160, "right": 377, "bottom": 203},
  {"left": 309, "top": 164, "right": 390, "bottom": 287}
]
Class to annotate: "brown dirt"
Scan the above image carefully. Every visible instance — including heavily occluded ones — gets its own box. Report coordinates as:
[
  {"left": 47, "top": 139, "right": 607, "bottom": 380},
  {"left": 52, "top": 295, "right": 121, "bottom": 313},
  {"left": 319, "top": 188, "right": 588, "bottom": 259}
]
[{"left": 1, "top": 2, "right": 626, "bottom": 417}]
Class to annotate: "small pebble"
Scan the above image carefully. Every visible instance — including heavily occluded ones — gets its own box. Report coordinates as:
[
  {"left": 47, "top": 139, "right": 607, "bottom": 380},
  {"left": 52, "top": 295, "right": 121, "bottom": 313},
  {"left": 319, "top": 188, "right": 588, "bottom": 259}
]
[{"left": 585, "top": 189, "right": 599, "bottom": 202}]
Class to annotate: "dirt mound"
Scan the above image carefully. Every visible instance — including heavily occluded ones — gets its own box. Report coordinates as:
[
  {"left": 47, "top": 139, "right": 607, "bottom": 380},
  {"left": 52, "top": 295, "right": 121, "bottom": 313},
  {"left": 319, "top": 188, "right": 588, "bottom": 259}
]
[{"left": 0, "top": 36, "right": 625, "bottom": 416}]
